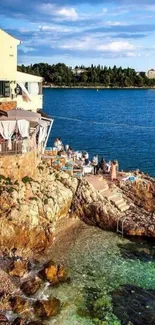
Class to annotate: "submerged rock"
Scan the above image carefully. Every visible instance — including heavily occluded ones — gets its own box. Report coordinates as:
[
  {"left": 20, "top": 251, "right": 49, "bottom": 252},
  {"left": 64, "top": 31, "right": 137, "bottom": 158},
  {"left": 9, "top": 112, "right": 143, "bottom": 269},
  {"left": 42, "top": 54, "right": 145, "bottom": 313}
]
[
  {"left": 0, "top": 313, "right": 10, "bottom": 325},
  {"left": 112, "top": 284, "right": 155, "bottom": 325},
  {"left": 12, "top": 318, "right": 45, "bottom": 325},
  {"left": 20, "top": 277, "right": 42, "bottom": 296},
  {"left": 8, "top": 259, "right": 29, "bottom": 277},
  {"left": 10, "top": 296, "right": 31, "bottom": 315},
  {"left": 38, "top": 261, "right": 69, "bottom": 285},
  {"left": 33, "top": 297, "right": 61, "bottom": 318},
  {"left": 12, "top": 318, "right": 25, "bottom": 325}
]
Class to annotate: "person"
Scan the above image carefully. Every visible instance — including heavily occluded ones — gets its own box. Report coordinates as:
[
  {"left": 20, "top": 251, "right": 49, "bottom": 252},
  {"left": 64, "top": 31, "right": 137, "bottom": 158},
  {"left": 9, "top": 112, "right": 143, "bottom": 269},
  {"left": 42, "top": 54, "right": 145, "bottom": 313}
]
[
  {"left": 115, "top": 160, "right": 119, "bottom": 173},
  {"left": 92, "top": 155, "right": 99, "bottom": 175},
  {"left": 100, "top": 157, "right": 106, "bottom": 173},
  {"left": 111, "top": 161, "right": 117, "bottom": 181},
  {"left": 54, "top": 138, "right": 63, "bottom": 151},
  {"left": 84, "top": 152, "right": 89, "bottom": 165},
  {"left": 106, "top": 160, "right": 111, "bottom": 173}
]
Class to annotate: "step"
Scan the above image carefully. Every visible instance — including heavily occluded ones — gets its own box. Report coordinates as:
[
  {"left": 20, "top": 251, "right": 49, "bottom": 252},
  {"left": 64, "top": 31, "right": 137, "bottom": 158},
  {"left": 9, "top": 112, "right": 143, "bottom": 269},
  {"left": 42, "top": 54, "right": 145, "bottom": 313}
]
[
  {"left": 102, "top": 190, "right": 118, "bottom": 200},
  {"left": 100, "top": 186, "right": 109, "bottom": 193},
  {"left": 112, "top": 197, "right": 124, "bottom": 205},
  {"left": 119, "top": 204, "right": 130, "bottom": 212}
]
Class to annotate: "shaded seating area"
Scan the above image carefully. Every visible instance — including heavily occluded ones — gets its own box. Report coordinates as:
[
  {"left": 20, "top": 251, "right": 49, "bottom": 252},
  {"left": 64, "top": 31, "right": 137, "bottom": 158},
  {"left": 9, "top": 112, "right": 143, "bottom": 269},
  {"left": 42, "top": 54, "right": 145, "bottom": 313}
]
[{"left": 0, "top": 109, "right": 53, "bottom": 155}]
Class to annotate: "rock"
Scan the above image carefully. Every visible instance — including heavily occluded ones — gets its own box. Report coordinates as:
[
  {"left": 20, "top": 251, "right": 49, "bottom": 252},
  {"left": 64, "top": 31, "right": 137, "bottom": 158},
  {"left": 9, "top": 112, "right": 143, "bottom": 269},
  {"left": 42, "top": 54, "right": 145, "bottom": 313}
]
[
  {"left": 12, "top": 318, "right": 25, "bottom": 325},
  {"left": 0, "top": 166, "right": 76, "bottom": 255},
  {"left": 12, "top": 318, "right": 45, "bottom": 325},
  {"left": 27, "top": 321, "right": 46, "bottom": 325},
  {"left": 8, "top": 259, "right": 29, "bottom": 277},
  {"left": 38, "top": 262, "right": 69, "bottom": 285},
  {"left": 20, "top": 277, "right": 42, "bottom": 296},
  {"left": 33, "top": 298, "right": 61, "bottom": 318},
  {"left": 112, "top": 284, "right": 155, "bottom": 325},
  {"left": 0, "top": 313, "right": 10, "bottom": 324},
  {"left": 10, "top": 296, "right": 31, "bottom": 315}
]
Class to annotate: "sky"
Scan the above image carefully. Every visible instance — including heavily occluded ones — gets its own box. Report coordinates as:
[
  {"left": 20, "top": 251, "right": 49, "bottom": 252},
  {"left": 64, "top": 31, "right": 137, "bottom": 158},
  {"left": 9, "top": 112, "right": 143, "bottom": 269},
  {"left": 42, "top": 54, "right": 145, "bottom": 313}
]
[{"left": 1, "top": 0, "right": 155, "bottom": 70}]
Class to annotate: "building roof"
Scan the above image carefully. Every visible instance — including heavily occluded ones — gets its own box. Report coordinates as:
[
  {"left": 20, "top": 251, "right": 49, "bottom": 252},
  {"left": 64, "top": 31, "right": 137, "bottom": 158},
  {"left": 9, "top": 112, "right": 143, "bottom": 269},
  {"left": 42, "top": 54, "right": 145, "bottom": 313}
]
[
  {"left": 0, "top": 28, "right": 20, "bottom": 45},
  {"left": 0, "top": 109, "right": 41, "bottom": 122},
  {"left": 17, "top": 71, "right": 43, "bottom": 83}
]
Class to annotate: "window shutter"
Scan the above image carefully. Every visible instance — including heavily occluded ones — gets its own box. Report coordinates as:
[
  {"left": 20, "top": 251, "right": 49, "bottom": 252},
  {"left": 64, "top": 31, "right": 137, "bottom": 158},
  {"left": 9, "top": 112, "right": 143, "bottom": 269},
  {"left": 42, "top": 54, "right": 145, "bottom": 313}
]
[{"left": 4, "top": 82, "right": 10, "bottom": 97}]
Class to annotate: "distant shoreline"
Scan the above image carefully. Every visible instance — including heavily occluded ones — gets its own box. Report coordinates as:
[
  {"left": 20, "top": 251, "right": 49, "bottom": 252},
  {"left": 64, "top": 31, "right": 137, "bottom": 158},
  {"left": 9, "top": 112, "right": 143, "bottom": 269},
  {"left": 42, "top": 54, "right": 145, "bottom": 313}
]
[{"left": 43, "top": 85, "right": 155, "bottom": 90}]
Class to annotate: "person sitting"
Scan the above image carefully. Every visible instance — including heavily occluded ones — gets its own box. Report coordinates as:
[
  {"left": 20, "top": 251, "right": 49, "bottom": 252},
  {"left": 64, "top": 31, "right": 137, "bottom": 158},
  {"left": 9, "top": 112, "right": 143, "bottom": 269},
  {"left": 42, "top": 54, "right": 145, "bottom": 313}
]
[{"left": 92, "top": 155, "right": 99, "bottom": 175}]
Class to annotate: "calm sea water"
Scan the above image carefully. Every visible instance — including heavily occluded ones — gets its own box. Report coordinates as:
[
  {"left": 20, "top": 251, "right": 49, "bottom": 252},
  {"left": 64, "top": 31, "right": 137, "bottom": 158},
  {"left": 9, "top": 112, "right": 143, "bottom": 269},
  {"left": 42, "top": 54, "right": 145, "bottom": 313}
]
[{"left": 43, "top": 88, "right": 155, "bottom": 176}]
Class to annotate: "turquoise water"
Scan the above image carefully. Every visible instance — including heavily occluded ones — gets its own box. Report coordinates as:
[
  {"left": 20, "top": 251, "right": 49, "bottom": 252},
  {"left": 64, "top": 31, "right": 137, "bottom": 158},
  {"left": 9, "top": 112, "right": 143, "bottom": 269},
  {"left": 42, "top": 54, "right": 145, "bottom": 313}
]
[
  {"left": 37, "top": 221, "right": 155, "bottom": 325},
  {"left": 43, "top": 88, "right": 155, "bottom": 176}
]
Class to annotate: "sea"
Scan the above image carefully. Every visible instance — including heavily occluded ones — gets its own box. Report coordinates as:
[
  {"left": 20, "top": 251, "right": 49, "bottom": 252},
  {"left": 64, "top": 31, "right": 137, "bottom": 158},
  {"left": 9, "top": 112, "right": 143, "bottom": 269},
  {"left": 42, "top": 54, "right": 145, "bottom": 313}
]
[
  {"left": 43, "top": 88, "right": 155, "bottom": 177},
  {"left": 41, "top": 89, "right": 155, "bottom": 325}
]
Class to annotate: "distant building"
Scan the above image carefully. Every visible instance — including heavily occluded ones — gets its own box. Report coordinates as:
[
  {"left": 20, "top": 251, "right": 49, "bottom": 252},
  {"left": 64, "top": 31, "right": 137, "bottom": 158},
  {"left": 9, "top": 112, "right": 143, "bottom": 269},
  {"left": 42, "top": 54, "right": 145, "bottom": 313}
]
[
  {"left": 72, "top": 68, "right": 86, "bottom": 75},
  {"left": 0, "top": 29, "right": 43, "bottom": 112},
  {"left": 146, "top": 69, "right": 155, "bottom": 79}
]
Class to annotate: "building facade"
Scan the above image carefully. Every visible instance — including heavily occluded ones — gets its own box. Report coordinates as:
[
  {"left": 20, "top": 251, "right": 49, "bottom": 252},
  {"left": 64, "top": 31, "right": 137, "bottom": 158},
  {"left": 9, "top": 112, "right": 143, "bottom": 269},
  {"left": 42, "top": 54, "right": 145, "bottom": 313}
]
[
  {"left": 146, "top": 69, "right": 155, "bottom": 79},
  {"left": 0, "top": 29, "right": 43, "bottom": 112}
]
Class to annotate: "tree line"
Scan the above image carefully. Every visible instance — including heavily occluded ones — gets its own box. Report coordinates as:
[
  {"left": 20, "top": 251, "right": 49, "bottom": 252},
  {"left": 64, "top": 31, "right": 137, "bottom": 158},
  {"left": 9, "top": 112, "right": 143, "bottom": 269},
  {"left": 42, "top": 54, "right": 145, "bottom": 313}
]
[{"left": 18, "top": 63, "right": 155, "bottom": 88}]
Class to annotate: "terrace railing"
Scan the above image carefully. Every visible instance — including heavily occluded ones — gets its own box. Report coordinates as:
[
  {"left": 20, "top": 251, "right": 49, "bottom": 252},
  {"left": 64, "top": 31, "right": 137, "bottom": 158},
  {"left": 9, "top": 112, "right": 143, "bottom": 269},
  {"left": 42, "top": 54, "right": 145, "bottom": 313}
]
[{"left": 0, "top": 137, "right": 36, "bottom": 155}]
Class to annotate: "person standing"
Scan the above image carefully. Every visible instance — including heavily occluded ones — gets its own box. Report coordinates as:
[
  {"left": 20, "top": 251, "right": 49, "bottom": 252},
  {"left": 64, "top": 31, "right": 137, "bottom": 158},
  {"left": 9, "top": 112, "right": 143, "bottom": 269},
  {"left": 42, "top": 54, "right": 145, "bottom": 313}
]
[
  {"left": 84, "top": 152, "right": 89, "bottom": 165},
  {"left": 111, "top": 161, "right": 117, "bottom": 181},
  {"left": 92, "top": 155, "right": 99, "bottom": 175}
]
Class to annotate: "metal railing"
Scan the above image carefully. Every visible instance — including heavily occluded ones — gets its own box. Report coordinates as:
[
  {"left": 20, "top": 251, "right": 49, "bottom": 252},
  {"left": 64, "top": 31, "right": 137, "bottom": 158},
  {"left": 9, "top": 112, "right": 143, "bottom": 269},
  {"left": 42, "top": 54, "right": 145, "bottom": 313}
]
[{"left": 0, "top": 138, "right": 36, "bottom": 155}]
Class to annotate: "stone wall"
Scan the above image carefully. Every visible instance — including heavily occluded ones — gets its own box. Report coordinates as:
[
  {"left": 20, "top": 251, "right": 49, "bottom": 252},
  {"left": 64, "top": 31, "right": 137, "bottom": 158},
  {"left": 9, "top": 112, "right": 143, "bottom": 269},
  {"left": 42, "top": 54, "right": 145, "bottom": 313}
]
[
  {"left": 0, "top": 100, "right": 17, "bottom": 111},
  {"left": 0, "top": 150, "right": 40, "bottom": 180}
]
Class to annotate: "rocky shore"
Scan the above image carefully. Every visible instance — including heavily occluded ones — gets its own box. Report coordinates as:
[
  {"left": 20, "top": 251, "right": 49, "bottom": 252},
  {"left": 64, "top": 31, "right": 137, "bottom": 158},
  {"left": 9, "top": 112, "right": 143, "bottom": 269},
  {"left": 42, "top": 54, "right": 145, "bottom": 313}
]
[{"left": 0, "top": 162, "right": 155, "bottom": 324}]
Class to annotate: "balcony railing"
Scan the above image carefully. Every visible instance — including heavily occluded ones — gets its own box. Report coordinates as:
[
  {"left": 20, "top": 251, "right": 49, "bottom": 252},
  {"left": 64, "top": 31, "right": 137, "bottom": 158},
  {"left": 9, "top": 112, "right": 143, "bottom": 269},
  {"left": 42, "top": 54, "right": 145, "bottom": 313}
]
[{"left": 0, "top": 137, "right": 36, "bottom": 155}]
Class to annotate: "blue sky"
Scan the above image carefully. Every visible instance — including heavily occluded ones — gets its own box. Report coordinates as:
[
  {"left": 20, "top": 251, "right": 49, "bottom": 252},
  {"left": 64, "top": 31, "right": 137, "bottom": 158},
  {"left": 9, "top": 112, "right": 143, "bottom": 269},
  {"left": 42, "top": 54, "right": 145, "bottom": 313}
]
[{"left": 1, "top": 0, "right": 155, "bottom": 70}]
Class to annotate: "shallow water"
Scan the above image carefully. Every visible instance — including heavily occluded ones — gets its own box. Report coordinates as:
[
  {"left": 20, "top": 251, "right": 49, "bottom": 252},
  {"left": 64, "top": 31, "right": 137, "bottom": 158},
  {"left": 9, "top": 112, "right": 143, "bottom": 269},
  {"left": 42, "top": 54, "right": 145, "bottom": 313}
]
[
  {"left": 43, "top": 88, "right": 155, "bottom": 176},
  {"left": 37, "top": 220, "right": 155, "bottom": 325}
]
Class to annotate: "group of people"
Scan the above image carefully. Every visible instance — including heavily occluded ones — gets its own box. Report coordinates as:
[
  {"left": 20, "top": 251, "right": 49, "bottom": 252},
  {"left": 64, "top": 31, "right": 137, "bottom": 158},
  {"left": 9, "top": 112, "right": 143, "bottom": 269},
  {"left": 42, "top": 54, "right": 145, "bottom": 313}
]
[
  {"left": 53, "top": 138, "right": 119, "bottom": 181},
  {"left": 92, "top": 155, "right": 119, "bottom": 181}
]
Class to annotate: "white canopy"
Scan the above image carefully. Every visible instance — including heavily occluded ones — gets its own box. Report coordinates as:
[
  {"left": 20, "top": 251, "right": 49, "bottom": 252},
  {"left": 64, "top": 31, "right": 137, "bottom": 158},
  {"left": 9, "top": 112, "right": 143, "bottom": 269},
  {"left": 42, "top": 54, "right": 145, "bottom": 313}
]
[{"left": 17, "top": 71, "right": 43, "bottom": 83}]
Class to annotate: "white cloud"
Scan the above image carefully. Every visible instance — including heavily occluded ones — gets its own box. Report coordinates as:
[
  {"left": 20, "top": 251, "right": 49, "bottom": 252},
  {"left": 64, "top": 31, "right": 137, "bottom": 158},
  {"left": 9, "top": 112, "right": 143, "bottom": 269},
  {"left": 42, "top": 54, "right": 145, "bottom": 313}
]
[
  {"left": 60, "top": 38, "right": 136, "bottom": 53},
  {"left": 39, "top": 25, "right": 70, "bottom": 33},
  {"left": 98, "top": 41, "right": 135, "bottom": 52},
  {"left": 58, "top": 7, "right": 78, "bottom": 20},
  {"left": 144, "top": 5, "right": 155, "bottom": 11},
  {"left": 39, "top": 3, "right": 78, "bottom": 21},
  {"left": 105, "top": 21, "right": 128, "bottom": 26},
  {"left": 21, "top": 46, "right": 35, "bottom": 53}
]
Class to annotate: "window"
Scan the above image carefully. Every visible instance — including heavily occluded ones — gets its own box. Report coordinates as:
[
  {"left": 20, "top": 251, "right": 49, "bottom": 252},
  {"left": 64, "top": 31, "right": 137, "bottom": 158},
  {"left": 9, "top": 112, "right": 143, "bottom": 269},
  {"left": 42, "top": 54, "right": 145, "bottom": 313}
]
[{"left": 0, "top": 81, "right": 10, "bottom": 97}]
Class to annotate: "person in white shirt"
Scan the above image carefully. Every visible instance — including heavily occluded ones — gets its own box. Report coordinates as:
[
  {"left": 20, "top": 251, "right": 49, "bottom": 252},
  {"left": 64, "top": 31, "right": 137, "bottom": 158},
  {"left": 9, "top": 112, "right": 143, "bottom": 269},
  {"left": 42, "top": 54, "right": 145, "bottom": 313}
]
[{"left": 92, "top": 155, "right": 99, "bottom": 175}]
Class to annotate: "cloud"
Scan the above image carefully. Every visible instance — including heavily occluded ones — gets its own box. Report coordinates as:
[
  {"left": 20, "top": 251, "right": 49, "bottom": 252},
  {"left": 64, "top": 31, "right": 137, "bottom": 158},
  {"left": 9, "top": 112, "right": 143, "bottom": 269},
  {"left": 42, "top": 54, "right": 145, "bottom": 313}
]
[
  {"left": 60, "top": 37, "right": 136, "bottom": 54},
  {"left": 39, "top": 3, "right": 78, "bottom": 21}
]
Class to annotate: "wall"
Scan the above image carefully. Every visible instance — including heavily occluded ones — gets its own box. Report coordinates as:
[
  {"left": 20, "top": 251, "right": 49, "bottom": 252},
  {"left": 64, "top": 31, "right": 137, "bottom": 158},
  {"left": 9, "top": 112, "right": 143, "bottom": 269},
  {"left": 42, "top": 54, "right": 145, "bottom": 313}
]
[
  {"left": 17, "top": 94, "right": 43, "bottom": 112},
  {"left": 146, "top": 70, "right": 155, "bottom": 79},
  {"left": 0, "top": 150, "right": 41, "bottom": 180},
  {"left": 0, "top": 100, "right": 17, "bottom": 111},
  {"left": 0, "top": 29, "right": 20, "bottom": 81}
]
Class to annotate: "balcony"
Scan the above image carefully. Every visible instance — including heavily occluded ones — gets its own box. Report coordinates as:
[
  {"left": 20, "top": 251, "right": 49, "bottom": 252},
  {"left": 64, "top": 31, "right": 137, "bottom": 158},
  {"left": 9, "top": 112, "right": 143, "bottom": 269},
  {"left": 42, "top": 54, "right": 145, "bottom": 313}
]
[{"left": 0, "top": 137, "right": 36, "bottom": 155}]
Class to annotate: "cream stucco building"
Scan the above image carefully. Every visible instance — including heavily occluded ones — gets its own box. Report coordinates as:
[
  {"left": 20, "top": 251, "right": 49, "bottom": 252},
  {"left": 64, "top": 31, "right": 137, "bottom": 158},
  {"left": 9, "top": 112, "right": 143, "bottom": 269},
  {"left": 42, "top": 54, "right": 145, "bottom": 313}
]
[{"left": 0, "top": 29, "right": 43, "bottom": 112}]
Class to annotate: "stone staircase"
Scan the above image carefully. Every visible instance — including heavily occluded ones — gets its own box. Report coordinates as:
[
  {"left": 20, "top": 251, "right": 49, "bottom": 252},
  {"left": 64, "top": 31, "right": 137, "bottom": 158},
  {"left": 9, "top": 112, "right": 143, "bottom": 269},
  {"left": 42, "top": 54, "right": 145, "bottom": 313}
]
[{"left": 85, "top": 175, "right": 130, "bottom": 212}]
